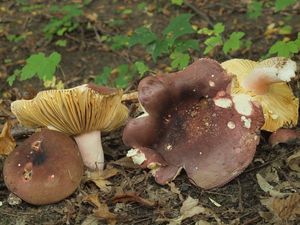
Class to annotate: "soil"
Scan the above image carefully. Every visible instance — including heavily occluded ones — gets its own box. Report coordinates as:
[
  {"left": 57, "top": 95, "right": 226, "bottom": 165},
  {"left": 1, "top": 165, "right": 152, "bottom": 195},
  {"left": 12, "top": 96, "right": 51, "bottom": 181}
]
[{"left": 0, "top": 0, "right": 300, "bottom": 225}]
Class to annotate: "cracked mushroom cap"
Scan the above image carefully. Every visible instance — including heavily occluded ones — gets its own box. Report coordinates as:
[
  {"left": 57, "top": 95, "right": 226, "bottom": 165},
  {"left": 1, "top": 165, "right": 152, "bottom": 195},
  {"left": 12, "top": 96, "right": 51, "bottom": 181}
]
[
  {"left": 10, "top": 84, "right": 129, "bottom": 136},
  {"left": 3, "top": 129, "right": 83, "bottom": 205},
  {"left": 123, "top": 58, "right": 264, "bottom": 189},
  {"left": 221, "top": 57, "right": 298, "bottom": 132}
]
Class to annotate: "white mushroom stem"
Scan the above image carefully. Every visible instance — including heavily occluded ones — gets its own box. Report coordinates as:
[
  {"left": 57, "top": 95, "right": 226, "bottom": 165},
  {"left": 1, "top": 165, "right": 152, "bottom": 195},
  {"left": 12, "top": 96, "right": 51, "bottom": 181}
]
[{"left": 74, "top": 131, "right": 104, "bottom": 171}]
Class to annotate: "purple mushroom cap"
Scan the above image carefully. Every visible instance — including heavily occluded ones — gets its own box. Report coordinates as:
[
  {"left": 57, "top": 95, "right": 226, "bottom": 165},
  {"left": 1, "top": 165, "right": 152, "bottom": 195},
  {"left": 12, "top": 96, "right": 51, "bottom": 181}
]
[{"left": 123, "top": 58, "right": 264, "bottom": 189}]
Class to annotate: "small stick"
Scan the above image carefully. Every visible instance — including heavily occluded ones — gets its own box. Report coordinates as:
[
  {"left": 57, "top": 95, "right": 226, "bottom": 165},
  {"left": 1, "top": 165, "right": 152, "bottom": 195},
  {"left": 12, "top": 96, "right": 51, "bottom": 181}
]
[{"left": 122, "top": 91, "right": 138, "bottom": 102}]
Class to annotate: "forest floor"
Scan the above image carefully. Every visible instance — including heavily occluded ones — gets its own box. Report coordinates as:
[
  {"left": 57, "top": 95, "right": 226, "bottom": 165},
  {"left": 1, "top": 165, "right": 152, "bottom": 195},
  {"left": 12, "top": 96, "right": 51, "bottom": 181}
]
[{"left": 0, "top": 0, "right": 299, "bottom": 225}]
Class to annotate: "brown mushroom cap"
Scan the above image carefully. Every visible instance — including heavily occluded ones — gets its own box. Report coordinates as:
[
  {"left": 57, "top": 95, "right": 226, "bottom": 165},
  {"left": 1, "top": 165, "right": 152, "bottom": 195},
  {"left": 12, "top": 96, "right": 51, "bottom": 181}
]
[
  {"left": 3, "top": 129, "right": 83, "bottom": 205},
  {"left": 123, "top": 58, "right": 265, "bottom": 189}
]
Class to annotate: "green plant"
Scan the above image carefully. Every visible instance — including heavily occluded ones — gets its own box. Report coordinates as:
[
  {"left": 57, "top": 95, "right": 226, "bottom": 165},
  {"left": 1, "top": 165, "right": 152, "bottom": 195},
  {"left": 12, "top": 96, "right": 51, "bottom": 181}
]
[
  {"left": 43, "top": 4, "right": 83, "bottom": 40},
  {"left": 6, "top": 33, "right": 28, "bottom": 43},
  {"left": 171, "top": 0, "right": 184, "bottom": 6},
  {"left": 199, "top": 23, "right": 245, "bottom": 55},
  {"left": 111, "top": 14, "right": 198, "bottom": 70},
  {"left": 94, "top": 61, "right": 149, "bottom": 88},
  {"left": 274, "top": 0, "right": 297, "bottom": 12},
  {"left": 7, "top": 52, "right": 61, "bottom": 86},
  {"left": 247, "top": 0, "right": 263, "bottom": 19},
  {"left": 267, "top": 32, "right": 300, "bottom": 57}
]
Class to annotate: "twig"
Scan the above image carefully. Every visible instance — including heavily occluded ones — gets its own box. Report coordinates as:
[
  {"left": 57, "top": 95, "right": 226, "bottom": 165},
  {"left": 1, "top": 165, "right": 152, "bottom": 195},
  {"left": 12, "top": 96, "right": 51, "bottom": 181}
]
[
  {"left": 244, "top": 149, "right": 297, "bottom": 174},
  {"left": 241, "top": 215, "right": 261, "bottom": 225},
  {"left": 237, "top": 179, "right": 244, "bottom": 212},
  {"left": 183, "top": 1, "right": 213, "bottom": 26}
]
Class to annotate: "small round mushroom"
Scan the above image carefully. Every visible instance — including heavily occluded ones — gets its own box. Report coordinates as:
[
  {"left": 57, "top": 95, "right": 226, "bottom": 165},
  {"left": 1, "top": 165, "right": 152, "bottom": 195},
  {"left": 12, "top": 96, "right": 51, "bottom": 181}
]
[
  {"left": 123, "top": 58, "right": 265, "bottom": 189},
  {"left": 10, "top": 84, "right": 128, "bottom": 170},
  {"left": 3, "top": 129, "right": 83, "bottom": 205},
  {"left": 221, "top": 57, "right": 298, "bottom": 132},
  {"left": 268, "top": 128, "right": 300, "bottom": 146}
]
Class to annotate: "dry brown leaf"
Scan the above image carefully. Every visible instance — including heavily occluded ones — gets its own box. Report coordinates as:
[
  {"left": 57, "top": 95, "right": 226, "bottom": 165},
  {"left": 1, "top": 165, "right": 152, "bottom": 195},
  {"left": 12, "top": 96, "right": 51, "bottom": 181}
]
[
  {"left": 168, "top": 182, "right": 183, "bottom": 201},
  {"left": 84, "top": 12, "right": 98, "bottom": 22},
  {"left": 156, "top": 196, "right": 222, "bottom": 225},
  {"left": 287, "top": 150, "right": 300, "bottom": 172},
  {"left": 256, "top": 173, "right": 290, "bottom": 198},
  {"left": 83, "top": 194, "right": 117, "bottom": 225},
  {"left": 109, "top": 156, "right": 140, "bottom": 169},
  {"left": 0, "top": 121, "right": 16, "bottom": 155},
  {"left": 260, "top": 193, "right": 300, "bottom": 221},
  {"left": 112, "top": 192, "right": 156, "bottom": 207},
  {"left": 84, "top": 166, "right": 119, "bottom": 193}
]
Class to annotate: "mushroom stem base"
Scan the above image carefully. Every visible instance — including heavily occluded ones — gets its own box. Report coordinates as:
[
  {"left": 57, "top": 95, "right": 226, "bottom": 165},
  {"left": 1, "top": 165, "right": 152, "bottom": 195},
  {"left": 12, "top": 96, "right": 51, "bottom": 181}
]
[{"left": 74, "top": 131, "right": 104, "bottom": 170}]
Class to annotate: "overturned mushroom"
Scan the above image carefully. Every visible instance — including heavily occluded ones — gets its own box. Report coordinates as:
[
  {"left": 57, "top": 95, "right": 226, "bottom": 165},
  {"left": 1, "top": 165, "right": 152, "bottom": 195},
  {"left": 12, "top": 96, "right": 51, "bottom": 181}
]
[
  {"left": 11, "top": 84, "right": 128, "bottom": 170},
  {"left": 3, "top": 129, "right": 83, "bottom": 205},
  {"left": 221, "top": 57, "right": 298, "bottom": 132},
  {"left": 123, "top": 58, "right": 264, "bottom": 189}
]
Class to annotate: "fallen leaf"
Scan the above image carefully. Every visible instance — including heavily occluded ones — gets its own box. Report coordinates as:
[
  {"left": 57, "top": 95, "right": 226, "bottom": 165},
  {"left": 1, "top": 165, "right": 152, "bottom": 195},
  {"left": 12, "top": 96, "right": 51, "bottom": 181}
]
[
  {"left": 83, "top": 194, "right": 117, "bottom": 225},
  {"left": 256, "top": 173, "right": 290, "bottom": 198},
  {"left": 208, "top": 197, "right": 221, "bottom": 207},
  {"left": 84, "top": 12, "right": 98, "bottom": 22},
  {"left": 260, "top": 193, "right": 300, "bottom": 221},
  {"left": 156, "top": 196, "right": 222, "bottom": 225},
  {"left": 109, "top": 156, "right": 140, "bottom": 169},
  {"left": 168, "top": 182, "right": 183, "bottom": 200},
  {"left": 112, "top": 192, "right": 156, "bottom": 207},
  {"left": 195, "top": 220, "right": 211, "bottom": 225},
  {"left": 84, "top": 166, "right": 119, "bottom": 193},
  {"left": 81, "top": 215, "right": 98, "bottom": 225},
  {"left": 0, "top": 121, "right": 16, "bottom": 155},
  {"left": 287, "top": 150, "right": 300, "bottom": 172}
]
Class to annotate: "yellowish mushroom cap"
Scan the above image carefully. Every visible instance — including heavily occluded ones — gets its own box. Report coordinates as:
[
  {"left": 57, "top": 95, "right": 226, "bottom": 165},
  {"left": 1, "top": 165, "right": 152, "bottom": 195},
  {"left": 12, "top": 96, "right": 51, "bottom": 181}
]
[
  {"left": 11, "top": 84, "right": 129, "bottom": 135},
  {"left": 221, "top": 57, "right": 298, "bottom": 132}
]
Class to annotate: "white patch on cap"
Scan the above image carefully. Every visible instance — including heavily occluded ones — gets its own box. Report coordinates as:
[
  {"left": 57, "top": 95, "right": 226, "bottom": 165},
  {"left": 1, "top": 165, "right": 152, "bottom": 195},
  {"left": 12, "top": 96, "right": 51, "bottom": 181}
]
[
  {"left": 214, "top": 98, "right": 232, "bottom": 108},
  {"left": 127, "top": 149, "right": 146, "bottom": 165},
  {"left": 241, "top": 116, "right": 251, "bottom": 128},
  {"left": 276, "top": 59, "right": 296, "bottom": 81},
  {"left": 232, "top": 94, "right": 253, "bottom": 116},
  {"left": 227, "top": 121, "right": 236, "bottom": 129},
  {"left": 209, "top": 81, "right": 215, "bottom": 87}
]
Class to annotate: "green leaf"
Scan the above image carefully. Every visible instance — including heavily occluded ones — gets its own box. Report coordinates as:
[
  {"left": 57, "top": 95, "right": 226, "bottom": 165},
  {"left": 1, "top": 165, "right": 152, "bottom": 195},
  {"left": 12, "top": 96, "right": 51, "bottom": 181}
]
[
  {"left": 19, "top": 52, "right": 61, "bottom": 81},
  {"left": 170, "top": 52, "right": 190, "bottom": 70},
  {"left": 55, "top": 39, "right": 67, "bottom": 47},
  {"left": 213, "top": 23, "right": 225, "bottom": 35},
  {"left": 7, "top": 71, "right": 19, "bottom": 86},
  {"left": 222, "top": 32, "right": 245, "bottom": 54},
  {"left": 134, "top": 61, "right": 149, "bottom": 76},
  {"left": 148, "top": 39, "right": 169, "bottom": 61},
  {"left": 268, "top": 40, "right": 298, "bottom": 57},
  {"left": 115, "top": 64, "right": 130, "bottom": 88},
  {"left": 95, "top": 66, "right": 112, "bottom": 85},
  {"left": 197, "top": 27, "right": 214, "bottom": 35},
  {"left": 275, "top": 0, "right": 297, "bottom": 11},
  {"left": 203, "top": 36, "right": 222, "bottom": 54},
  {"left": 129, "top": 27, "right": 157, "bottom": 47},
  {"left": 111, "top": 35, "right": 129, "bottom": 50},
  {"left": 171, "top": 0, "right": 184, "bottom": 6},
  {"left": 174, "top": 39, "right": 199, "bottom": 52},
  {"left": 278, "top": 25, "right": 292, "bottom": 35},
  {"left": 247, "top": 0, "right": 263, "bottom": 19},
  {"left": 163, "top": 14, "right": 195, "bottom": 45}
]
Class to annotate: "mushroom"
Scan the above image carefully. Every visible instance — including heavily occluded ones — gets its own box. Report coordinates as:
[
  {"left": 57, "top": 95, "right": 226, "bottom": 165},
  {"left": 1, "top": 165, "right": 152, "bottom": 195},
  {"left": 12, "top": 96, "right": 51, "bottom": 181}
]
[
  {"left": 3, "top": 129, "right": 83, "bottom": 205},
  {"left": 123, "top": 58, "right": 265, "bottom": 189},
  {"left": 268, "top": 128, "right": 300, "bottom": 147},
  {"left": 11, "top": 84, "right": 128, "bottom": 170},
  {"left": 221, "top": 57, "right": 298, "bottom": 132}
]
